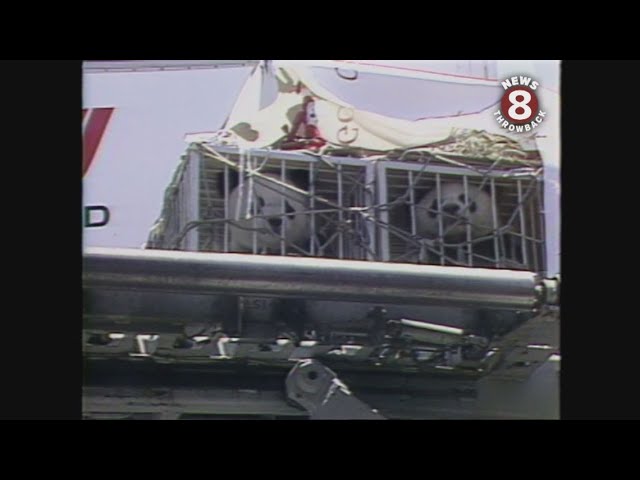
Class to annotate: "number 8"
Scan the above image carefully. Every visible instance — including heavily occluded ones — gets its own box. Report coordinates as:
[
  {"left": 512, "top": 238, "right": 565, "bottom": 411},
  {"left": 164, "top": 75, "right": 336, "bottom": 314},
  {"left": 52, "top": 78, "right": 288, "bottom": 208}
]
[{"left": 508, "top": 89, "right": 532, "bottom": 121}]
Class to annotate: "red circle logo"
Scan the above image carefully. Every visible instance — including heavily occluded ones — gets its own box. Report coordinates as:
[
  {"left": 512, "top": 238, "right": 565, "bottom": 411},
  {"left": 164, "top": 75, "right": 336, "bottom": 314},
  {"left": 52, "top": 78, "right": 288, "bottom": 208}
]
[{"left": 500, "top": 86, "right": 539, "bottom": 124}]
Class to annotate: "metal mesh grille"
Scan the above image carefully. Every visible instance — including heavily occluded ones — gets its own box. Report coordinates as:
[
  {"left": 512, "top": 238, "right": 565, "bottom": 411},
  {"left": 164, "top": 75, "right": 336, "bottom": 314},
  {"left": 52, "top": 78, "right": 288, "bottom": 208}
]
[
  {"left": 149, "top": 146, "right": 374, "bottom": 261},
  {"left": 376, "top": 159, "right": 545, "bottom": 271},
  {"left": 146, "top": 144, "right": 546, "bottom": 273}
]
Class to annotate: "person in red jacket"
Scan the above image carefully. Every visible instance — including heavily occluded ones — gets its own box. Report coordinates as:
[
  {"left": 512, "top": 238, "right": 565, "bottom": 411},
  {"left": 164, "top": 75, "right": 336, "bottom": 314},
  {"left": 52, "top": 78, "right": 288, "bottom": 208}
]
[{"left": 281, "top": 85, "right": 326, "bottom": 151}]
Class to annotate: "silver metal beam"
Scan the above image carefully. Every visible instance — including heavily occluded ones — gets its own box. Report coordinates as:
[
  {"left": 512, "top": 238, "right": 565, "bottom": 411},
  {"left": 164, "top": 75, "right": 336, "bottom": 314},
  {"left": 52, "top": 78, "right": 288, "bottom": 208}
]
[{"left": 83, "top": 247, "right": 548, "bottom": 310}]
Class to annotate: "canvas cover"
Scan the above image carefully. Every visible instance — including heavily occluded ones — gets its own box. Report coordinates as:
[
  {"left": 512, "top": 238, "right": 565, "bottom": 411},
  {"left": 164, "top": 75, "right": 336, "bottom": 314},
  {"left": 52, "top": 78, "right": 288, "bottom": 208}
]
[
  {"left": 208, "top": 61, "right": 556, "bottom": 154},
  {"left": 185, "top": 60, "right": 560, "bottom": 275}
]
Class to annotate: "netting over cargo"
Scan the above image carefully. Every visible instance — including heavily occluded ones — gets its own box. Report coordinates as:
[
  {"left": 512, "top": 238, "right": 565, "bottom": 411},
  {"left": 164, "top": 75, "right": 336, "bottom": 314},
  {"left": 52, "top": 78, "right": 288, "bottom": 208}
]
[{"left": 146, "top": 130, "right": 546, "bottom": 273}]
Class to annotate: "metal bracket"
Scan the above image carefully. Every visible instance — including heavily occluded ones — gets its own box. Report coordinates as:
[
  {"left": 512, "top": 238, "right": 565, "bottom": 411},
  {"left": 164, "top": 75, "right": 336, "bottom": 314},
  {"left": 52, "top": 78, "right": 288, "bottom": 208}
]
[
  {"left": 285, "top": 360, "right": 385, "bottom": 420},
  {"left": 485, "top": 307, "right": 560, "bottom": 381}
]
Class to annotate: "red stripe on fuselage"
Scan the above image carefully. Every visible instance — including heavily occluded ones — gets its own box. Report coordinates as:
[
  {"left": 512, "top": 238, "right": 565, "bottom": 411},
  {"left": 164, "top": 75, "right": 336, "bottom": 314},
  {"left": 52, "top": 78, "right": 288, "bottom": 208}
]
[{"left": 83, "top": 108, "right": 114, "bottom": 177}]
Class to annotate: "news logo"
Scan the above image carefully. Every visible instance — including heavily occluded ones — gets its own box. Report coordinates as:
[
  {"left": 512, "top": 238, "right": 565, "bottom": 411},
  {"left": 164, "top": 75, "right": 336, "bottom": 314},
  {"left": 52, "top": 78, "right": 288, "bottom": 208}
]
[{"left": 494, "top": 76, "right": 546, "bottom": 133}]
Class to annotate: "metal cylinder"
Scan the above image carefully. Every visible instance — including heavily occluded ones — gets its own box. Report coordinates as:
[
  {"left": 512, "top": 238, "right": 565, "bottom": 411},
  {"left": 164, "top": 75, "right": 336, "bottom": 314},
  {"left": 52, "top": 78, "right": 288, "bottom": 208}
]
[
  {"left": 389, "top": 319, "right": 465, "bottom": 346},
  {"left": 83, "top": 247, "right": 544, "bottom": 310}
]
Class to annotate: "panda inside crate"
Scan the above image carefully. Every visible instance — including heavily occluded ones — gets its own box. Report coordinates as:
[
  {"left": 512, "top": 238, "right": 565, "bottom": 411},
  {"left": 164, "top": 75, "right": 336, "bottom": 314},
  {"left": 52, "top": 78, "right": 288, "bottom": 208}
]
[
  {"left": 196, "top": 157, "right": 372, "bottom": 260},
  {"left": 383, "top": 170, "right": 544, "bottom": 271}
]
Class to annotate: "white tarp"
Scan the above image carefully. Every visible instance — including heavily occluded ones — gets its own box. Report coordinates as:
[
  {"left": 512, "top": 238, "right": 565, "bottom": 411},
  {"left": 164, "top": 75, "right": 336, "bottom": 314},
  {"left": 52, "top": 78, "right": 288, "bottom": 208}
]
[
  {"left": 211, "top": 60, "right": 560, "bottom": 276},
  {"left": 219, "top": 61, "right": 518, "bottom": 151}
]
